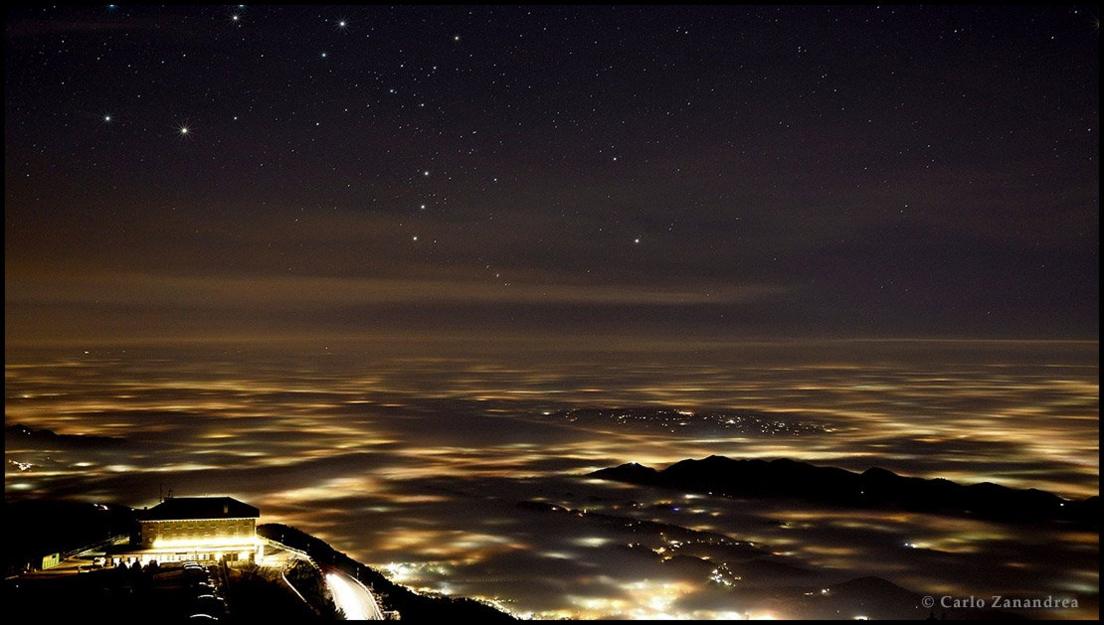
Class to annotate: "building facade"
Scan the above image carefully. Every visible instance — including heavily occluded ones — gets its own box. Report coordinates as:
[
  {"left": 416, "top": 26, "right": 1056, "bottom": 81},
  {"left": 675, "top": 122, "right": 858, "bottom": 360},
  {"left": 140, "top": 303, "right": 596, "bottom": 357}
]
[{"left": 128, "top": 496, "right": 262, "bottom": 564}]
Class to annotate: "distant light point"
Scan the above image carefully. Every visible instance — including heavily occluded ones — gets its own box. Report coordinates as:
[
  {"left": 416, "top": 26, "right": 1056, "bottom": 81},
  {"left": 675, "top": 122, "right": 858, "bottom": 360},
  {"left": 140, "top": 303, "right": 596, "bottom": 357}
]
[
  {"left": 423, "top": 170, "right": 430, "bottom": 176},
  {"left": 338, "top": 20, "right": 347, "bottom": 28},
  {"left": 104, "top": 115, "right": 112, "bottom": 122},
  {"left": 321, "top": 52, "right": 328, "bottom": 58},
  {"left": 634, "top": 237, "right": 641, "bottom": 244},
  {"left": 179, "top": 126, "right": 189, "bottom": 135},
  {"left": 412, "top": 235, "right": 419, "bottom": 242},
  {"left": 453, "top": 35, "right": 461, "bottom": 42},
  {"left": 232, "top": 15, "right": 240, "bottom": 22}
]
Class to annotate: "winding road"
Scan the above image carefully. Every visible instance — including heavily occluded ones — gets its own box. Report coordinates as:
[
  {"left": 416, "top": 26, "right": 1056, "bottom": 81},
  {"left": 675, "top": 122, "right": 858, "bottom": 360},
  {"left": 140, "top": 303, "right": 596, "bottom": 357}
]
[{"left": 325, "top": 569, "right": 384, "bottom": 620}]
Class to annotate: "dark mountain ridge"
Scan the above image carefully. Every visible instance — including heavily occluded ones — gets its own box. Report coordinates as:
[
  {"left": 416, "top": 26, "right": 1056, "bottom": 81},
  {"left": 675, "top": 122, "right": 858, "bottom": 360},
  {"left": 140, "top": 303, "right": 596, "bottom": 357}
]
[
  {"left": 6, "top": 423, "right": 126, "bottom": 447},
  {"left": 590, "top": 455, "right": 1098, "bottom": 527}
]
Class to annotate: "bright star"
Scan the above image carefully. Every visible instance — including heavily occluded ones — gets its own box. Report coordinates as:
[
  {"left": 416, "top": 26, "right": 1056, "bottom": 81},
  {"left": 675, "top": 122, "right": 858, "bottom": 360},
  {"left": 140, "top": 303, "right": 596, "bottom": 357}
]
[
  {"left": 179, "top": 126, "right": 189, "bottom": 135},
  {"left": 423, "top": 170, "right": 430, "bottom": 176},
  {"left": 412, "top": 235, "right": 418, "bottom": 242},
  {"left": 419, "top": 204, "right": 426, "bottom": 210},
  {"left": 232, "top": 15, "right": 240, "bottom": 22},
  {"left": 634, "top": 237, "right": 641, "bottom": 244},
  {"left": 338, "top": 20, "right": 347, "bottom": 28},
  {"left": 103, "top": 115, "right": 112, "bottom": 122},
  {"left": 453, "top": 35, "right": 460, "bottom": 41}
]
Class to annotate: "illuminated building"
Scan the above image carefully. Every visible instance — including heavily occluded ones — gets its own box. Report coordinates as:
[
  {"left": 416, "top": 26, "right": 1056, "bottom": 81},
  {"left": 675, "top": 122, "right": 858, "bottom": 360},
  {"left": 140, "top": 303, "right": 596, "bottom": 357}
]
[{"left": 124, "top": 496, "right": 263, "bottom": 564}]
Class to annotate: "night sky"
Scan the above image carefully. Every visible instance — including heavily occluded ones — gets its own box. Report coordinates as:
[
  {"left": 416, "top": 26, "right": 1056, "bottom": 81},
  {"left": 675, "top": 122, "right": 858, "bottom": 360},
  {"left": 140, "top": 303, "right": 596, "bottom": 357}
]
[{"left": 5, "top": 5, "right": 1099, "bottom": 346}]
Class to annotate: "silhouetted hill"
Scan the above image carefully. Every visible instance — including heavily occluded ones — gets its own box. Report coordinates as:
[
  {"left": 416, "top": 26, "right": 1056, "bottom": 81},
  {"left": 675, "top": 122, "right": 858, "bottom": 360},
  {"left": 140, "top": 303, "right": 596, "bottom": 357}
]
[
  {"left": 6, "top": 423, "right": 126, "bottom": 448},
  {"left": 590, "top": 455, "right": 1098, "bottom": 527},
  {"left": 4, "top": 500, "right": 135, "bottom": 575}
]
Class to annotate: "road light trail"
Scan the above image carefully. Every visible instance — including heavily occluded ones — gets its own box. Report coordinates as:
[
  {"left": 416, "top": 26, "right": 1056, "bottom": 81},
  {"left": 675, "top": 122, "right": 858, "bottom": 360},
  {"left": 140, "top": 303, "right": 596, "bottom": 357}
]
[{"left": 325, "top": 570, "right": 384, "bottom": 620}]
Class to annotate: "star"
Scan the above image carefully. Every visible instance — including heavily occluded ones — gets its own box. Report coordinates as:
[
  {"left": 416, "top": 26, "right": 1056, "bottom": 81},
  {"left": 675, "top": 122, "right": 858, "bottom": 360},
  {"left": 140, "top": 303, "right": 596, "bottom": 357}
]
[
  {"left": 321, "top": 52, "right": 328, "bottom": 58},
  {"left": 103, "top": 115, "right": 112, "bottom": 122},
  {"left": 231, "top": 15, "right": 240, "bottom": 22},
  {"left": 422, "top": 170, "right": 430, "bottom": 176},
  {"left": 419, "top": 204, "right": 427, "bottom": 210},
  {"left": 412, "top": 235, "right": 419, "bottom": 242},
  {"left": 338, "top": 20, "right": 347, "bottom": 28},
  {"left": 633, "top": 237, "right": 641, "bottom": 244},
  {"left": 179, "top": 126, "right": 189, "bottom": 136},
  {"left": 453, "top": 35, "right": 461, "bottom": 42}
]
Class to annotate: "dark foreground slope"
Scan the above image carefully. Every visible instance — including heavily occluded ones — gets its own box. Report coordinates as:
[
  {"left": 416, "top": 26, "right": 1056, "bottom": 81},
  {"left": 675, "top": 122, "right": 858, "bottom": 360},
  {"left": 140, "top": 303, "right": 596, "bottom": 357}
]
[
  {"left": 4, "top": 499, "right": 135, "bottom": 576},
  {"left": 591, "top": 455, "right": 1098, "bottom": 526}
]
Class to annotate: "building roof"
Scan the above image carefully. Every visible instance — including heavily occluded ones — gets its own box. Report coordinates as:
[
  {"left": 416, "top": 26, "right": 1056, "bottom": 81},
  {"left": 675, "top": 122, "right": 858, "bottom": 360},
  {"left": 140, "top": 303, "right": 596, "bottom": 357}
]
[{"left": 143, "top": 497, "right": 259, "bottom": 521}]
